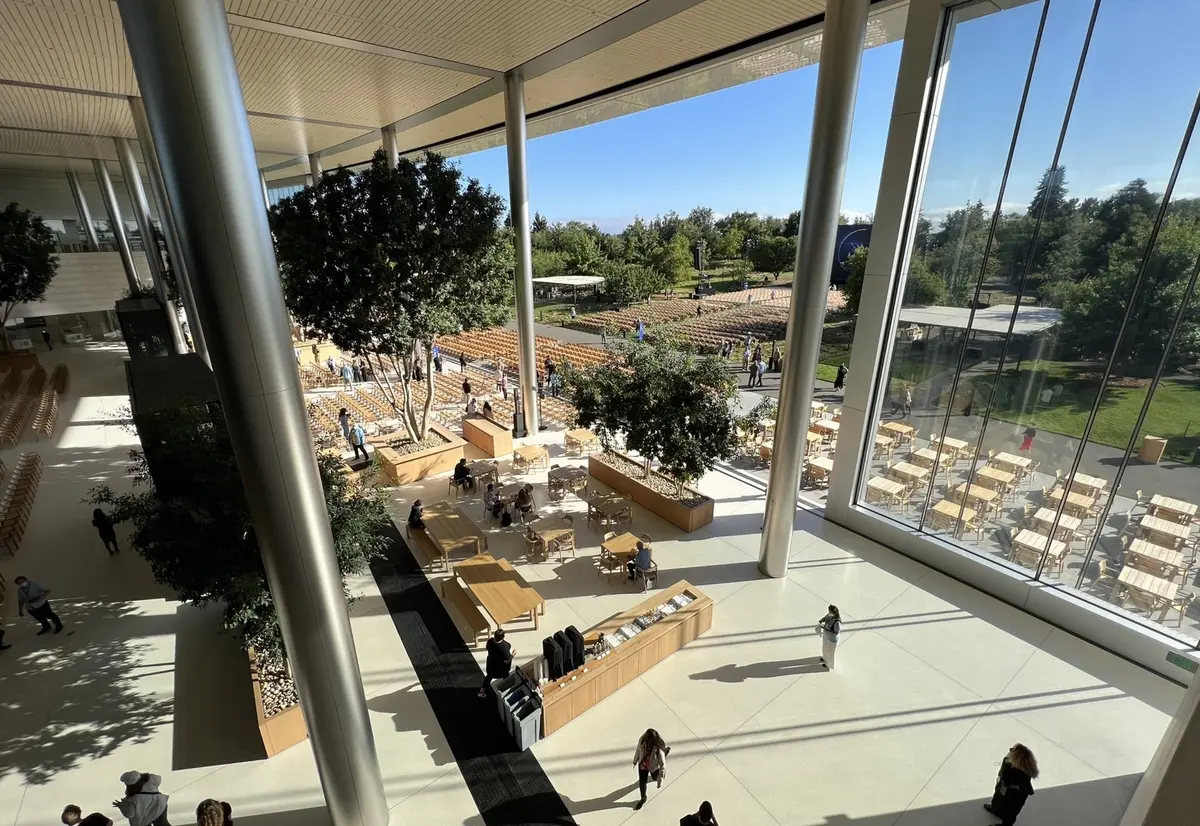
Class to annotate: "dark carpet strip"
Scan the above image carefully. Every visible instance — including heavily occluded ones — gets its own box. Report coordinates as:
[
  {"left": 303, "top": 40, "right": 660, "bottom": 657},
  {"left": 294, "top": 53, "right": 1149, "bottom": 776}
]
[{"left": 370, "top": 523, "right": 576, "bottom": 826}]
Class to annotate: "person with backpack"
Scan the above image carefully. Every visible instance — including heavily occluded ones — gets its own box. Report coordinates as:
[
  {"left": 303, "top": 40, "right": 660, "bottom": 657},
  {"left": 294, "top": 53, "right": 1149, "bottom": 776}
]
[
  {"left": 92, "top": 508, "right": 120, "bottom": 555},
  {"left": 349, "top": 421, "right": 368, "bottom": 462},
  {"left": 632, "top": 728, "right": 671, "bottom": 810},
  {"left": 113, "top": 771, "right": 170, "bottom": 826},
  {"left": 816, "top": 604, "right": 842, "bottom": 670},
  {"left": 985, "top": 744, "right": 1038, "bottom": 825}
]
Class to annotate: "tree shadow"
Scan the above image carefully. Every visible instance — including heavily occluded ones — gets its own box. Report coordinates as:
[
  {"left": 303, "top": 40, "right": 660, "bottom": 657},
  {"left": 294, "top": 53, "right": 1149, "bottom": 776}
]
[
  {"left": 366, "top": 682, "right": 455, "bottom": 766},
  {"left": 0, "top": 598, "right": 174, "bottom": 785},
  {"left": 690, "top": 657, "right": 827, "bottom": 683}
]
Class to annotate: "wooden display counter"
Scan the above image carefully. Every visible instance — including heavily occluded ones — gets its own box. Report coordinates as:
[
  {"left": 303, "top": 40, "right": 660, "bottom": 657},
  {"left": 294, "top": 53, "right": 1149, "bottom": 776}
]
[
  {"left": 524, "top": 580, "right": 712, "bottom": 736},
  {"left": 462, "top": 414, "right": 513, "bottom": 457}
]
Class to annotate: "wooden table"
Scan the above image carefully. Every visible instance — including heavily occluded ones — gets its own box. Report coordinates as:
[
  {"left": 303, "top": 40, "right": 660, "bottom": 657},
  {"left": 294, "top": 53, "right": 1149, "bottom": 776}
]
[
  {"left": 1138, "top": 514, "right": 1193, "bottom": 549},
  {"left": 952, "top": 482, "right": 999, "bottom": 510},
  {"left": 928, "top": 499, "right": 978, "bottom": 536},
  {"left": 589, "top": 491, "right": 630, "bottom": 517},
  {"left": 880, "top": 421, "right": 915, "bottom": 442},
  {"left": 548, "top": 464, "right": 588, "bottom": 498},
  {"left": 1115, "top": 566, "right": 1178, "bottom": 614},
  {"left": 873, "top": 434, "right": 895, "bottom": 458},
  {"left": 601, "top": 531, "right": 643, "bottom": 564},
  {"left": 564, "top": 428, "right": 600, "bottom": 455},
  {"left": 804, "top": 455, "right": 834, "bottom": 486},
  {"left": 1068, "top": 472, "right": 1107, "bottom": 495},
  {"left": 1029, "top": 507, "right": 1081, "bottom": 541},
  {"left": 975, "top": 465, "right": 1016, "bottom": 491},
  {"left": 422, "top": 501, "right": 488, "bottom": 569},
  {"left": 1048, "top": 486, "right": 1095, "bottom": 516},
  {"left": 810, "top": 401, "right": 827, "bottom": 416},
  {"left": 468, "top": 459, "right": 499, "bottom": 487},
  {"left": 1010, "top": 529, "right": 1067, "bottom": 573},
  {"left": 1149, "top": 494, "right": 1198, "bottom": 524},
  {"left": 454, "top": 553, "right": 545, "bottom": 628},
  {"left": 912, "top": 447, "right": 956, "bottom": 470},
  {"left": 888, "top": 461, "right": 929, "bottom": 486},
  {"left": 866, "top": 475, "right": 906, "bottom": 507},
  {"left": 533, "top": 524, "right": 576, "bottom": 560},
  {"left": 515, "top": 443, "right": 549, "bottom": 470},
  {"left": 991, "top": 452, "right": 1032, "bottom": 474},
  {"left": 811, "top": 419, "right": 840, "bottom": 436},
  {"left": 1125, "top": 538, "right": 1186, "bottom": 578},
  {"left": 931, "top": 434, "right": 970, "bottom": 456}
]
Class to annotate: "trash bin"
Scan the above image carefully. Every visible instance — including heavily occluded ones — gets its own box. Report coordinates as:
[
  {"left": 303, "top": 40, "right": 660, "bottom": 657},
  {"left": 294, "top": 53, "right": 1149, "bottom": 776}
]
[
  {"left": 512, "top": 697, "right": 542, "bottom": 750},
  {"left": 1139, "top": 435, "right": 1168, "bottom": 464}
]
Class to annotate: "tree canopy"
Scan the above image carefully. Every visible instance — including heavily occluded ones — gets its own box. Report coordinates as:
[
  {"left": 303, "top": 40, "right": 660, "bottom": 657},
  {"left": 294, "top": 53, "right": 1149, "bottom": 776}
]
[
  {"left": 0, "top": 202, "right": 58, "bottom": 342},
  {"left": 748, "top": 235, "right": 795, "bottom": 279}
]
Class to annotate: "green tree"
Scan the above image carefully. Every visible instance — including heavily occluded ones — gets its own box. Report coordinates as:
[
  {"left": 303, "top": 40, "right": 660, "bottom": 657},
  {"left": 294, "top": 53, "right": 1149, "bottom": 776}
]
[
  {"left": 1029, "top": 164, "right": 1069, "bottom": 221},
  {"left": 925, "top": 201, "right": 997, "bottom": 305},
  {"left": 531, "top": 211, "right": 549, "bottom": 233},
  {"left": 0, "top": 202, "right": 58, "bottom": 346},
  {"left": 602, "top": 261, "right": 665, "bottom": 306},
  {"left": 270, "top": 151, "right": 512, "bottom": 440},
  {"left": 716, "top": 226, "right": 745, "bottom": 260},
  {"left": 843, "top": 245, "right": 870, "bottom": 313},
  {"left": 748, "top": 234, "right": 795, "bottom": 279},
  {"left": 782, "top": 210, "right": 802, "bottom": 237},
  {"left": 563, "top": 340, "right": 738, "bottom": 494},
  {"left": 904, "top": 252, "right": 947, "bottom": 305},
  {"left": 533, "top": 248, "right": 567, "bottom": 280}
]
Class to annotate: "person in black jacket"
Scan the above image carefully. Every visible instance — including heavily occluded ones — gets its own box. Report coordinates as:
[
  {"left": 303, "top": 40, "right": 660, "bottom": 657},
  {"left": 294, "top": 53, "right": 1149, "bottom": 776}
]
[
  {"left": 478, "top": 629, "right": 514, "bottom": 698},
  {"left": 680, "top": 801, "right": 717, "bottom": 826},
  {"left": 92, "top": 508, "right": 120, "bottom": 555},
  {"left": 985, "top": 743, "right": 1038, "bottom": 825}
]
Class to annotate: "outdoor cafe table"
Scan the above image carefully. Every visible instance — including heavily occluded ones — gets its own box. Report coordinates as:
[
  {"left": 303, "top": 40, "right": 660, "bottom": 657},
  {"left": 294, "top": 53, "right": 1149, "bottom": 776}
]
[
  {"left": 1067, "top": 472, "right": 1108, "bottom": 494},
  {"left": 454, "top": 553, "right": 545, "bottom": 628},
  {"left": 928, "top": 499, "right": 978, "bottom": 537},
  {"left": 866, "top": 476, "right": 906, "bottom": 507},
  {"left": 515, "top": 443, "right": 550, "bottom": 470},
  {"left": 991, "top": 452, "right": 1032, "bottom": 474},
  {"left": 930, "top": 434, "right": 970, "bottom": 457},
  {"left": 975, "top": 465, "right": 1016, "bottom": 491},
  {"left": 1114, "top": 566, "right": 1178, "bottom": 614},
  {"left": 533, "top": 522, "right": 576, "bottom": 560},
  {"left": 888, "top": 461, "right": 929, "bottom": 487},
  {"left": 565, "top": 428, "right": 600, "bottom": 455},
  {"left": 600, "top": 531, "right": 643, "bottom": 564},
  {"left": 1029, "top": 507, "right": 1081, "bottom": 541},
  {"left": 548, "top": 464, "right": 588, "bottom": 497},
  {"left": 1125, "top": 538, "right": 1186, "bottom": 578},
  {"left": 810, "top": 401, "right": 827, "bottom": 416},
  {"left": 467, "top": 459, "right": 499, "bottom": 487},
  {"left": 911, "top": 448, "right": 956, "bottom": 471},
  {"left": 951, "top": 482, "right": 999, "bottom": 510},
  {"left": 805, "top": 455, "right": 835, "bottom": 486},
  {"left": 880, "top": 421, "right": 915, "bottom": 443},
  {"left": 873, "top": 434, "right": 895, "bottom": 458},
  {"left": 422, "top": 501, "right": 488, "bottom": 570},
  {"left": 1138, "top": 514, "right": 1193, "bottom": 549},
  {"left": 811, "top": 419, "right": 840, "bottom": 437},
  {"left": 1010, "top": 529, "right": 1068, "bottom": 574},
  {"left": 588, "top": 491, "right": 631, "bottom": 520},
  {"left": 1149, "top": 494, "right": 1199, "bottom": 524},
  {"left": 1048, "top": 486, "right": 1095, "bottom": 517}
]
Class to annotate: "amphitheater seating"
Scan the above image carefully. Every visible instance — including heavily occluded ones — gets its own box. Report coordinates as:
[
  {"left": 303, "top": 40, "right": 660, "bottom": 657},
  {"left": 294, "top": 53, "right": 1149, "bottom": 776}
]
[
  {"left": 0, "top": 452, "right": 42, "bottom": 556},
  {"left": 0, "top": 368, "right": 45, "bottom": 447}
]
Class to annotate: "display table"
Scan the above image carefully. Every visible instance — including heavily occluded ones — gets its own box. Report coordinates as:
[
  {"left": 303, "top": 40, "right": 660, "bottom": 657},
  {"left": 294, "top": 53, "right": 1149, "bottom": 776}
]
[
  {"left": 462, "top": 414, "right": 512, "bottom": 457},
  {"left": 523, "top": 580, "right": 712, "bottom": 736}
]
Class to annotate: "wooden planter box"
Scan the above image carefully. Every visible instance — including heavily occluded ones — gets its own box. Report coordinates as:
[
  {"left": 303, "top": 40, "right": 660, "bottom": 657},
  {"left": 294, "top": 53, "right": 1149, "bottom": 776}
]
[
  {"left": 461, "top": 414, "right": 513, "bottom": 457},
  {"left": 374, "top": 421, "right": 465, "bottom": 484},
  {"left": 248, "top": 649, "right": 307, "bottom": 757},
  {"left": 588, "top": 452, "right": 714, "bottom": 533}
]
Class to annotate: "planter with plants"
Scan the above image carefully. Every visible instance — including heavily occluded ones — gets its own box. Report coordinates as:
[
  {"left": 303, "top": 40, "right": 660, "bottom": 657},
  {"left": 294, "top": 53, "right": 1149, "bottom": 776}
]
[
  {"left": 372, "top": 420, "right": 465, "bottom": 484},
  {"left": 90, "top": 403, "right": 388, "bottom": 757},
  {"left": 564, "top": 340, "right": 737, "bottom": 533}
]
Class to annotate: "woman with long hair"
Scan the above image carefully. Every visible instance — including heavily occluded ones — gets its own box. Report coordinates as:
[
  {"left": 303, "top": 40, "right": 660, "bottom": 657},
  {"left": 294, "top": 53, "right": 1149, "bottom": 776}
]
[
  {"left": 632, "top": 728, "right": 671, "bottom": 810},
  {"left": 194, "top": 801, "right": 224, "bottom": 826},
  {"left": 985, "top": 743, "right": 1038, "bottom": 825},
  {"left": 113, "top": 771, "right": 170, "bottom": 826},
  {"left": 817, "top": 604, "right": 842, "bottom": 670}
]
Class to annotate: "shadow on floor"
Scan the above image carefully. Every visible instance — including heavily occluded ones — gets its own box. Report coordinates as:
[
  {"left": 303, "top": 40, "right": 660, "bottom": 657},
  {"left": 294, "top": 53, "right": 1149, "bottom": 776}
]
[
  {"left": 366, "top": 682, "right": 455, "bottom": 766},
  {"left": 690, "top": 657, "right": 827, "bottom": 682}
]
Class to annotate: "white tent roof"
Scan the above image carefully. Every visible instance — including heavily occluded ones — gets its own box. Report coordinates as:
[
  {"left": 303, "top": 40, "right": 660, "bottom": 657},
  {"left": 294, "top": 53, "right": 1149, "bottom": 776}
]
[
  {"left": 532, "top": 275, "right": 606, "bottom": 287},
  {"left": 898, "top": 304, "right": 1062, "bottom": 337}
]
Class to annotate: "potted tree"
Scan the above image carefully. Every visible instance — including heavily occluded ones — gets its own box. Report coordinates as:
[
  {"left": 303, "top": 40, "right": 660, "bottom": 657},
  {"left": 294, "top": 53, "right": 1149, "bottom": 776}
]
[
  {"left": 563, "top": 340, "right": 736, "bottom": 531},
  {"left": 0, "top": 202, "right": 58, "bottom": 351},
  {"left": 89, "top": 403, "right": 388, "bottom": 757},
  {"left": 270, "top": 151, "right": 513, "bottom": 478}
]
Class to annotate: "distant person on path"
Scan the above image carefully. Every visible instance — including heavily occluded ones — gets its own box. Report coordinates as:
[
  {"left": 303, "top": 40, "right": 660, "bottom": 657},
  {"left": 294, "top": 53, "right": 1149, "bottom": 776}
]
[
  {"left": 114, "top": 771, "right": 170, "bottom": 826},
  {"left": 1019, "top": 423, "right": 1037, "bottom": 453},
  {"left": 984, "top": 744, "right": 1038, "bottom": 826},
  {"left": 600, "top": 327, "right": 608, "bottom": 346},
  {"left": 747, "top": 359, "right": 760, "bottom": 389},
  {"left": 407, "top": 500, "right": 425, "bottom": 531},
  {"left": 293, "top": 348, "right": 301, "bottom": 366},
  {"left": 696, "top": 304, "right": 702, "bottom": 317},
  {"left": 413, "top": 358, "right": 424, "bottom": 382},
  {"left": 311, "top": 343, "right": 320, "bottom": 362},
  {"left": 741, "top": 347, "right": 751, "bottom": 372},
  {"left": 460, "top": 352, "right": 467, "bottom": 371},
  {"left": 499, "top": 372, "right": 509, "bottom": 400},
  {"left": 341, "top": 362, "right": 355, "bottom": 392},
  {"left": 816, "top": 604, "right": 841, "bottom": 670},
  {"left": 570, "top": 306, "right": 577, "bottom": 319},
  {"left": 337, "top": 407, "right": 351, "bottom": 445},
  {"left": 326, "top": 355, "right": 336, "bottom": 375},
  {"left": 15, "top": 576, "right": 63, "bottom": 635},
  {"left": 769, "top": 342, "right": 780, "bottom": 372},
  {"left": 349, "top": 422, "right": 368, "bottom": 462},
  {"left": 92, "top": 508, "right": 120, "bottom": 555},
  {"left": 42, "top": 329, "right": 53, "bottom": 349},
  {"left": 962, "top": 386, "right": 976, "bottom": 417},
  {"left": 754, "top": 357, "right": 767, "bottom": 387},
  {"left": 834, "top": 363, "right": 848, "bottom": 392},
  {"left": 462, "top": 378, "right": 472, "bottom": 400},
  {"left": 680, "top": 801, "right": 717, "bottom": 826},
  {"left": 904, "top": 388, "right": 913, "bottom": 417},
  {"left": 753, "top": 344, "right": 763, "bottom": 364},
  {"left": 61, "top": 805, "right": 112, "bottom": 826},
  {"left": 632, "top": 728, "right": 671, "bottom": 810},
  {"left": 432, "top": 344, "right": 443, "bottom": 373},
  {"left": 478, "top": 628, "right": 515, "bottom": 698}
]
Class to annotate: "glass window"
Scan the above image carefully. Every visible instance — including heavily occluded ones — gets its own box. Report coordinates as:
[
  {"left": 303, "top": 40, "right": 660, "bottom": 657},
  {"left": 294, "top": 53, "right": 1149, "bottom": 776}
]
[{"left": 858, "top": 0, "right": 1200, "bottom": 644}]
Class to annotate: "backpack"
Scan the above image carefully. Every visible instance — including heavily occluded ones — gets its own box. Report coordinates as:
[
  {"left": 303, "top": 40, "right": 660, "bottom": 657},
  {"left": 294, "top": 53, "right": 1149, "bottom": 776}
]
[{"left": 501, "top": 511, "right": 513, "bottom": 527}]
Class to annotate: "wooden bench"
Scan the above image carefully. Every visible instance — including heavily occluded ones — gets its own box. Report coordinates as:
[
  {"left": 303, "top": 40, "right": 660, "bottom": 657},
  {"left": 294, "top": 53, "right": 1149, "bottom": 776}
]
[{"left": 441, "top": 578, "right": 489, "bottom": 646}]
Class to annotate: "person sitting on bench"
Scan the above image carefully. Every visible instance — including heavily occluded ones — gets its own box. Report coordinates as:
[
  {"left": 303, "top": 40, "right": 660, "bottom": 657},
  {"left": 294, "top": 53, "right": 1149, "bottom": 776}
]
[
  {"left": 407, "top": 500, "right": 426, "bottom": 531},
  {"left": 484, "top": 483, "right": 504, "bottom": 518}
]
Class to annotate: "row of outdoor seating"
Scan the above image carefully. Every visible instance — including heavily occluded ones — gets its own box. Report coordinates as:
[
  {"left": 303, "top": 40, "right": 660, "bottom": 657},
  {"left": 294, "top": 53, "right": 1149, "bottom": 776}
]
[
  {"left": 0, "top": 367, "right": 24, "bottom": 403},
  {"left": 0, "top": 452, "right": 42, "bottom": 556},
  {"left": 0, "top": 368, "right": 45, "bottom": 447},
  {"left": 31, "top": 385, "right": 58, "bottom": 440},
  {"left": 570, "top": 298, "right": 702, "bottom": 334},
  {"left": 654, "top": 303, "right": 790, "bottom": 352}
]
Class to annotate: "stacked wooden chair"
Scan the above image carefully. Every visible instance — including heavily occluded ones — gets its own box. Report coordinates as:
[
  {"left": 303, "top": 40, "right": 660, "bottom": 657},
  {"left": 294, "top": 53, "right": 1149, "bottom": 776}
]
[{"left": 0, "top": 452, "right": 42, "bottom": 555}]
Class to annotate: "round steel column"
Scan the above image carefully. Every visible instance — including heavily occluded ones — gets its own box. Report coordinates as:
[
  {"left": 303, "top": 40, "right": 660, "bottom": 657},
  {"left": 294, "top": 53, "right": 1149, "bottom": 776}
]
[
  {"left": 115, "top": 3, "right": 388, "bottom": 825},
  {"left": 259, "top": 171, "right": 271, "bottom": 211},
  {"left": 115, "top": 137, "right": 187, "bottom": 354},
  {"left": 130, "top": 96, "right": 210, "bottom": 365},
  {"left": 66, "top": 170, "right": 100, "bottom": 250},
  {"left": 504, "top": 69, "right": 540, "bottom": 435},
  {"left": 308, "top": 153, "right": 323, "bottom": 183},
  {"left": 92, "top": 158, "right": 143, "bottom": 292},
  {"left": 381, "top": 125, "right": 399, "bottom": 168},
  {"left": 759, "top": 0, "right": 871, "bottom": 577}
]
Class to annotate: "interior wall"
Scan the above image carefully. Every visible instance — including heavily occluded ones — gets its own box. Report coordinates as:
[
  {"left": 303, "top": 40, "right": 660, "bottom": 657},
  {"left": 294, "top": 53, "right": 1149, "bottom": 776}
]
[
  {"left": 0, "top": 168, "right": 158, "bottom": 237},
  {"left": 10, "top": 251, "right": 152, "bottom": 318}
]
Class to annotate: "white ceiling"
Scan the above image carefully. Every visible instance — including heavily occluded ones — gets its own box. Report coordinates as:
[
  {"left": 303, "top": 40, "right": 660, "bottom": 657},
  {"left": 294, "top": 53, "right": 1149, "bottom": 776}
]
[{"left": 0, "top": 0, "right": 905, "bottom": 183}]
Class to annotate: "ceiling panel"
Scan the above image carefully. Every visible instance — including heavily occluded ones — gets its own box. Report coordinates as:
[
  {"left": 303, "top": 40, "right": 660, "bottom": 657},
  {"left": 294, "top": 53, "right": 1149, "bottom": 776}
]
[
  {"left": 245, "top": 114, "right": 366, "bottom": 156},
  {"left": 0, "top": 126, "right": 120, "bottom": 160},
  {"left": 227, "top": 0, "right": 643, "bottom": 71},
  {"left": 0, "top": 0, "right": 133, "bottom": 94},
  {"left": 0, "top": 153, "right": 97, "bottom": 173},
  {"left": 0, "top": 84, "right": 134, "bottom": 138}
]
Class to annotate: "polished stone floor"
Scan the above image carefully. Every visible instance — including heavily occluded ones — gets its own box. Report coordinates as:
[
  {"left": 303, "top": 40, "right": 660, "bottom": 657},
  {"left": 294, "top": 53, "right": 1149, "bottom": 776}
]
[{"left": 0, "top": 343, "right": 1182, "bottom": 826}]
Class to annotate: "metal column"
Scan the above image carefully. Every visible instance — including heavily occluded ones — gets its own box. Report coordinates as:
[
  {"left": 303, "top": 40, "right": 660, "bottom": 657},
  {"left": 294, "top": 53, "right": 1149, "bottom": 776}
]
[
  {"left": 92, "top": 159, "right": 143, "bottom": 293},
  {"left": 381, "top": 125, "right": 399, "bottom": 168},
  {"left": 115, "top": 4, "right": 388, "bottom": 826},
  {"left": 308, "top": 153, "right": 322, "bottom": 183},
  {"left": 131, "top": 96, "right": 210, "bottom": 365},
  {"left": 115, "top": 136, "right": 187, "bottom": 354},
  {"left": 66, "top": 170, "right": 100, "bottom": 250},
  {"left": 759, "top": 0, "right": 870, "bottom": 577},
  {"left": 504, "top": 69, "right": 539, "bottom": 435},
  {"left": 259, "top": 171, "right": 271, "bottom": 211}
]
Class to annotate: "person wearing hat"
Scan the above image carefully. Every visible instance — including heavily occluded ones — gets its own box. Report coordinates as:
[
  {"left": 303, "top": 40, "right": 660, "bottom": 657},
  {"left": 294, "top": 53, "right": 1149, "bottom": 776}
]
[{"left": 113, "top": 771, "right": 170, "bottom": 826}]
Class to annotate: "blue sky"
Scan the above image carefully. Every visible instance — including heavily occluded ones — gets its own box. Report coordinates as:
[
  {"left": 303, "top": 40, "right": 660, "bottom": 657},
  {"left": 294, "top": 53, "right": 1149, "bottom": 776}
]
[{"left": 455, "top": 0, "right": 1200, "bottom": 233}]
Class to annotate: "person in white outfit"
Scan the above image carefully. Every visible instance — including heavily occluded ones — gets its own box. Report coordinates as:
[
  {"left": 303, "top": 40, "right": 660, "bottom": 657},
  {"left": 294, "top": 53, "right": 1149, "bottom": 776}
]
[{"left": 817, "top": 604, "right": 842, "bottom": 670}]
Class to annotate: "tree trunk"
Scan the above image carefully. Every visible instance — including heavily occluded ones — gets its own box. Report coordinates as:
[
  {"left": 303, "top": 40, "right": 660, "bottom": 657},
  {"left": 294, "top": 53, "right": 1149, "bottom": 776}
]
[
  {"left": 368, "top": 352, "right": 400, "bottom": 415},
  {"left": 419, "top": 339, "right": 436, "bottom": 440},
  {"left": 393, "top": 351, "right": 420, "bottom": 443},
  {"left": 643, "top": 457, "right": 652, "bottom": 479}
]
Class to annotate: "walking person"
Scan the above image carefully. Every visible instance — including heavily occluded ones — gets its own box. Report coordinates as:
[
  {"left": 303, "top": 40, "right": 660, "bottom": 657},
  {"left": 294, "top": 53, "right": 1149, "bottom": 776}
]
[
  {"left": 337, "top": 407, "right": 351, "bottom": 446},
  {"left": 326, "top": 355, "right": 336, "bottom": 375},
  {"left": 754, "top": 357, "right": 767, "bottom": 388},
  {"left": 499, "top": 372, "right": 509, "bottom": 400},
  {"left": 834, "top": 363, "right": 848, "bottom": 393},
  {"left": 349, "top": 421, "right": 369, "bottom": 462},
  {"left": 432, "top": 344, "right": 443, "bottom": 373},
  {"left": 113, "top": 771, "right": 171, "bottom": 826},
  {"left": 311, "top": 343, "right": 320, "bottom": 362},
  {"left": 632, "top": 728, "right": 671, "bottom": 810},
  {"left": 903, "top": 388, "right": 913, "bottom": 417},
  {"left": 984, "top": 744, "right": 1038, "bottom": 826},
  {"left": 42, "top": 328, "right": 53, "bottom": 350},
  {"left": 61, "top": 805, "right": 112, "bottom": 826},
  {"left": 746, "top": 359, "right": 759, "bottom": 389},
  {"left": 680, "top": 801, "right": 717, "bottom": 826},
  {"left": 341, "top": 361, "right": 355, "bottom": 392},
  {"left": 462, "top": 377, "right": 472, "bottom": 400},
  {"left": 15, "top": 576, "right": 63, "bottom": 635},
  {"left": 478, "top": 628, "right": 515, "bottom": 698},
  {"left": 816, "top": 604, "right": 841, "bottom": 670},
  {"left": 92, "top": 508, "right": 120, "bottom": 555},
  {"left": 741, "top": 347, "right": 750, "bottom": 372},
  {"left": 1019, "top": 422, "right": 1036, "bottom": 453}
]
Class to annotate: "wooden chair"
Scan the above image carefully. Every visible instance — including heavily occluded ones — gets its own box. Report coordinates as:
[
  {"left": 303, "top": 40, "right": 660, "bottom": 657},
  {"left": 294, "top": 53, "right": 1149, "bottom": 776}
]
[
  {"left": 512, "top": 452, "right": 530, "bottom": 473},
  {"left": 523, "top": 526, "right": 542, "bottom": 560},
  {"left": 634, "top": 559, "right": 659, "bottom": 592},
  {"left": 596, "top": 550, "right": 622, "bottom": 581},
  {"left": 613, "top": 506, "right": 633, "bottom": 535},
  {"left": 1170, "top": 591, "right": 1196, "bottom": 626},
  {"left": 1093, "top": 558, "right": 1118, "bottom": 595}
]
